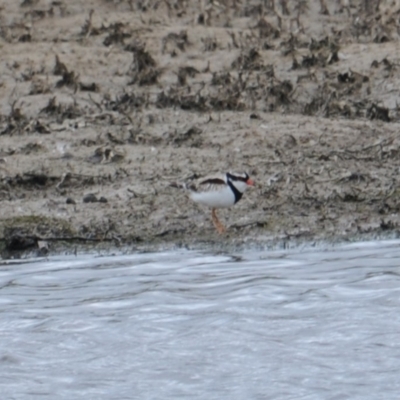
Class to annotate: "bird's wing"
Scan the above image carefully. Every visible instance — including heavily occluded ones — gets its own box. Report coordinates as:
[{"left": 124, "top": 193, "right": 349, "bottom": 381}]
[
  {"left": 170, "top": 174, "right": 227, "bottom": 193},
  {"left": 192, "top": 176, "right": 227, "bottom": 193},
  {"left": 199, "top": 178, "right": 226, "bottom": 186}
]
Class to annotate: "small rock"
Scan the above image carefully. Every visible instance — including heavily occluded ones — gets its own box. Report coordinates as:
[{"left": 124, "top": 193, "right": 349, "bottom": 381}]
[
  {"left": 37, "top": 240, "right": 49, "bottom": 256},
  {"left": 83, "top": 193, "right": 98, "bottom": 203},
  {"left": 66, "top": 197, "right": 76, "bottom": 204},
  {"left": 98, "top": 196, "right": 108, "bottom": 203},
  {"left": 6, "top": 235, "right": 36, "bottom": 252}
]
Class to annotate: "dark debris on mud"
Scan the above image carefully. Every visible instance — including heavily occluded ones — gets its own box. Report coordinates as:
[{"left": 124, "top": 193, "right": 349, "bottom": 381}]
[{"left": 2, "top": 1, "right": 400, "bottom": 133}]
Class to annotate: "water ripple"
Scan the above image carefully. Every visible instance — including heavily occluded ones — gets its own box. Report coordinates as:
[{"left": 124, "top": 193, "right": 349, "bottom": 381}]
[{"left": 1, "top": 242, "right": 400, "bottom": 399}]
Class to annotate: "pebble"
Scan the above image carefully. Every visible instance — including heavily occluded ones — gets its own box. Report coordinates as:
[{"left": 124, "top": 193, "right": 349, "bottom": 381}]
[{"left": 83, "top": 193, "right": 98, "bottom": 203}]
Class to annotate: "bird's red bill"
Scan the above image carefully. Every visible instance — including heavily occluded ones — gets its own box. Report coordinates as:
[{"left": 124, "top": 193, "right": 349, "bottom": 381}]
[{"left": 246, "top": 179, "right": 255, "bottom": 186}]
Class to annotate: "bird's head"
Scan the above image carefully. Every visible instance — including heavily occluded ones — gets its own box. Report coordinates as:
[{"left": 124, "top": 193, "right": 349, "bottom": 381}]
[{"left": 226, "top": 172, "right": 255, "bottom": 193}]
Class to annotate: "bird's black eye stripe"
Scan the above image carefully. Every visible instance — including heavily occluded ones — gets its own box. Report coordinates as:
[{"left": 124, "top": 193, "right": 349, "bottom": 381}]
[{"left": 227, "top": 173, "right": 248, "bottom": 182}]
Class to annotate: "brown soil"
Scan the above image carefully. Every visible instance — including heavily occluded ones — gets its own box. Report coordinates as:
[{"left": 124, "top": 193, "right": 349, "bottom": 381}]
[{"left": 2, "top": 0, "right": 400, "bottom": 257}]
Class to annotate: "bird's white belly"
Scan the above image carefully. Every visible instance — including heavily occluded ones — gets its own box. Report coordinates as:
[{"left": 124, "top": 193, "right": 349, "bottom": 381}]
[{"left": 190, "top": 186, "right": 236, "bottom": 208}]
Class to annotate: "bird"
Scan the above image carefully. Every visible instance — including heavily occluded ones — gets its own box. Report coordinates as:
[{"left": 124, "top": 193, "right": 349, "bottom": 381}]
[{"left": 171, "top": 172, "right": 254, "bottom": 233}]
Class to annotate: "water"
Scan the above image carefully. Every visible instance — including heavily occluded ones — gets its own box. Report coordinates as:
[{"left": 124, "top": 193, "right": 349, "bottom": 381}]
[{"left": 1, "top": 241, "right": 400, "bottom": 399}]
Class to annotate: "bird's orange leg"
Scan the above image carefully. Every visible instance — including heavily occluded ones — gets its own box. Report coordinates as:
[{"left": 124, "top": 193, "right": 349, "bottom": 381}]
[{"left": 211, "top": 208, "right": 226, "bottom": 234}]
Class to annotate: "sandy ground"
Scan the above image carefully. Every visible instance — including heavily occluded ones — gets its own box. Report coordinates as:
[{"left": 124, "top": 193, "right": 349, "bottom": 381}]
[{"left": 2, "top": 0, "right": 400, "bottom": 257}]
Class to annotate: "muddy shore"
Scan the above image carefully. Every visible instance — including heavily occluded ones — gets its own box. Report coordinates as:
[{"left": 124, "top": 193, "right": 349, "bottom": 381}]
[{"left": 1, "top": 0, "right": 400, "bottom": 258}]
